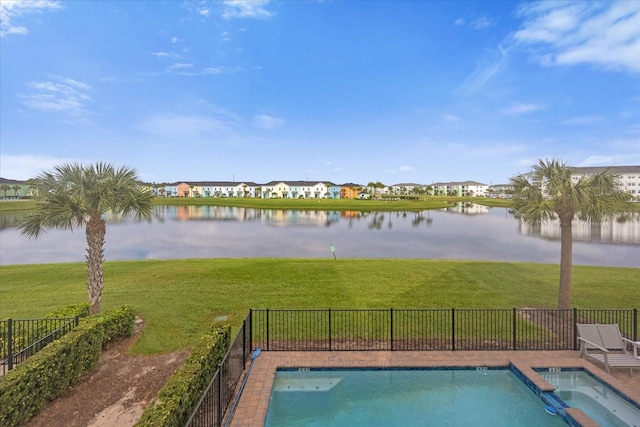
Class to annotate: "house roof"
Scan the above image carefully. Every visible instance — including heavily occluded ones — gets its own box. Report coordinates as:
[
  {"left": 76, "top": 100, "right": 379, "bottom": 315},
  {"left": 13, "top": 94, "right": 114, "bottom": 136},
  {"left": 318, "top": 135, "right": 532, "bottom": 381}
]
[
  {"left": 569, "top": 165, "right": 640, "bottom": 175},
  {"left": 262, "top": 180, "right": 337, "bottom": 186},
  {"left": 390, "top": 183, "right": 424, "bottom": 187},
  {"left": 431, "top": 180, "right": 488, "bottom": 186}
]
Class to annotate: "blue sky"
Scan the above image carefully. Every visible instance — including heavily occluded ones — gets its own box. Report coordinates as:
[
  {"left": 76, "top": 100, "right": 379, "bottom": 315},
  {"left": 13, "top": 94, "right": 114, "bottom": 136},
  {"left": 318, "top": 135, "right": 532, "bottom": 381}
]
[{"left": 1, "top": 0, "right": 639, "bottom": 186}]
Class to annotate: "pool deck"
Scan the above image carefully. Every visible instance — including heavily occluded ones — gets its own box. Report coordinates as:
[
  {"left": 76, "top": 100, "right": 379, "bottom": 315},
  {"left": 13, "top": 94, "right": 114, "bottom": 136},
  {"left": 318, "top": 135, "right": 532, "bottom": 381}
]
[{"left": 228, "top": 350, "right": 640, "bottom": 426}]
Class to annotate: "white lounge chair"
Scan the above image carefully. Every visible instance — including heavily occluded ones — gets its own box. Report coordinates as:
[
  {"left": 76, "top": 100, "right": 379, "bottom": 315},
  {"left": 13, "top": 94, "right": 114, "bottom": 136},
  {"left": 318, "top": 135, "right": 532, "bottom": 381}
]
[{"left": 576, "top": 323, "right": 640, "bottom": 376}]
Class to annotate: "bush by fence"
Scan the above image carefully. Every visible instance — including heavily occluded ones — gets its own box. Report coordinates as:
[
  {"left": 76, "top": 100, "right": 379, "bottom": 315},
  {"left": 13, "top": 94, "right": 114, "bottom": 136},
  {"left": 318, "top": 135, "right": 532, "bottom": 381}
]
[
  {"left": 185, "top": 315, "right": 251, "bottom": 427},
  {"left": 0, "top": 305, "right": 136, "bottom": 427},
  {"left": 135, "top": 323, "right": 231, "bottom": 427},
  {"left": 1, "top": 303, "right": 90, "bottom": 374}
]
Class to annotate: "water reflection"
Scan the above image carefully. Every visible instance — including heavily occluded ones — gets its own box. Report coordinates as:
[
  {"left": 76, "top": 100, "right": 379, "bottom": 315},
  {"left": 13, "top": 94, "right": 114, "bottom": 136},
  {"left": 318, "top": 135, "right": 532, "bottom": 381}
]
[
  {"left": 519, "top": 213, "right": 640, "bottom": 245},
  {"left": 1, "top": 204, "right": 638, "bottom": 267}
]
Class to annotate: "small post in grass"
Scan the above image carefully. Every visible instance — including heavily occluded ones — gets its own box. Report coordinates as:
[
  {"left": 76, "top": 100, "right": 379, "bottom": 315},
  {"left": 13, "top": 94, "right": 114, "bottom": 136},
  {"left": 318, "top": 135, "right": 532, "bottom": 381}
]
[{"left": 330, "top": 245, "right": 337, "bottom": 261}]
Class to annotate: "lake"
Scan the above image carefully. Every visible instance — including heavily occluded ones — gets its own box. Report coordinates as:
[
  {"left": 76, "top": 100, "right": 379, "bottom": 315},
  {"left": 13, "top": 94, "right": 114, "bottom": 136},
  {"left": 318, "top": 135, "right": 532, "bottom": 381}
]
[{"left": 1, "top": 203, "right": 639, "bottom": 267}]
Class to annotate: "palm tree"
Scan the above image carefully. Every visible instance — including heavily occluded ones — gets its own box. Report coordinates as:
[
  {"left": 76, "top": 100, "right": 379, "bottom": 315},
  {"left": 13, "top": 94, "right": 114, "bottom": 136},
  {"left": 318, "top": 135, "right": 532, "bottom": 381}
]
[
  {"left": 19, "top": 162, "right": 154, "bottom": 314},
  {"left": 510, "top": 159, "right": 632, "bottom": 309},
  {"left": 26, "top": 178, "right": 38, "bottom": 197},
  {"left": 11, "top": 185, "right": 21, "bottom": 197},
  {"left": 0, "top": 184, "right": 10, "bottom": 197}
]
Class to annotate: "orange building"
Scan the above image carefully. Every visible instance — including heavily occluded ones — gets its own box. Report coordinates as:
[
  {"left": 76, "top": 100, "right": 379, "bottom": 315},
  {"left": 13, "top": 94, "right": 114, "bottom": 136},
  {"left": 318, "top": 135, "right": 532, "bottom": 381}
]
[
  {"left": 176, "top": 182, "right": 191, "bottom": 197},
  {"left": 340, "top": 183, "right": 361, "bottom": 199}
]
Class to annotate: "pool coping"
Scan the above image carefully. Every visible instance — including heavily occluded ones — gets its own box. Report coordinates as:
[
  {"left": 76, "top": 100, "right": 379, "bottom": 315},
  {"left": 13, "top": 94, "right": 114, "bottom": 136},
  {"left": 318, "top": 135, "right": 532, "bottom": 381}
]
[{"left": 227, "top": 350, "right": 640, "bottom": 427}]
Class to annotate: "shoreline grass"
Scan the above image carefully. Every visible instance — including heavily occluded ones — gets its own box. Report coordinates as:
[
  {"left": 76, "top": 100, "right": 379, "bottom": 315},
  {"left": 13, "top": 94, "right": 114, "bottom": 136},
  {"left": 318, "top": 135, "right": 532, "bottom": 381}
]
[
  {"left": 0, "top": 197, "right": 513, "bottom": 213},
  {"left": 152, "top": 196, "right": 512, "bottom": 211},
  {"left": 1, "top": 259, "right": 637, "bottom": 355}
]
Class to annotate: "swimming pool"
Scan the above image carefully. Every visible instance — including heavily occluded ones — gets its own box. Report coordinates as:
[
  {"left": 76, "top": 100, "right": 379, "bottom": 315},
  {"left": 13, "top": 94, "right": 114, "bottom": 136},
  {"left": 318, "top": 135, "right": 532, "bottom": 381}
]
[
  {"left": 538, "top": 369, "right": 640, "bottom": 427},
  {"left": 264, "top": 367, "right": 567, "bottom": 426}
]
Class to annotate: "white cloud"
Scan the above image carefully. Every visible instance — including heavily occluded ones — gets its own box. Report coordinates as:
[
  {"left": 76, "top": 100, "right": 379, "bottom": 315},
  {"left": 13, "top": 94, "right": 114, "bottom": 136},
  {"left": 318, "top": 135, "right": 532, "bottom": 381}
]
[
  {"left": 442, "top": 114, "right": 460, "bottom": 123},
  {"left": 457, "top": 45, "right": 508, "bottom": 95},
  {"left": 0, "top": 0, "right": 62, "bottom": 37},
  {"left": 455, "top": 18, "right": 465, "bottom": 26},
  {"left": 222, "top": 0, "right": 274, "bottom": 20},
  {"left": 170, "top": 36, "right": 181, "bottom": 44},
  {"left": 502, "top": 103, "right": 542, "bottom": 115},
  {"left": 170, "top": 63, "right": 193, "bottom": 69},
  {"left": 0, "top": 153, "right": 79, "bottom": 180},
  {"left": 253, "top": 114, "right": 283, "bottom": 130},
  {"left": 560, "top": 116, "right": 603, "bottom": 125},
  {"left": 19, "top": 77, "right": 94, "bottom": 123},
  {"left": 514, "top": 1, "right": 640, "bottom": 73},
  {"left": 578, "top": 155, "right": 614, "bottom": 166},
  {"left": 137, "top": 114, "right": 233, "bottom": 139},
  {"left": 399, "top": 166, "right": 414, "bottom": 172},
  {"left": 471, "top": 16, "right": 493, "bottom": 30}
]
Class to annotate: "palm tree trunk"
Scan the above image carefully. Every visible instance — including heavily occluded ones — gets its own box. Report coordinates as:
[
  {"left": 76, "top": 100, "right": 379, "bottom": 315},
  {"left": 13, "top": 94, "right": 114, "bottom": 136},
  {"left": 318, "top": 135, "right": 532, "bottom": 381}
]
[
  {"left": 86, "top": 215, "right": 106, "bottom": 315},
  {"left": 558, "top": 215, "right": 573, "bottom": 309}
]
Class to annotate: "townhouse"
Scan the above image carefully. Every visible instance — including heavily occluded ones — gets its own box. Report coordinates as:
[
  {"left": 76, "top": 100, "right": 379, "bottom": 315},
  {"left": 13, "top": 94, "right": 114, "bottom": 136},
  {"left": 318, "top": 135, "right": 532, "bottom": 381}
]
[
  {"left": 6, "top": 164, "right": 639, "bottom": 200},
  {"left": 569, "top": 166, "right": 640, "bottom": 198},
  {"left": 431, "top": 181, "right": 488, "bottom": 197}
]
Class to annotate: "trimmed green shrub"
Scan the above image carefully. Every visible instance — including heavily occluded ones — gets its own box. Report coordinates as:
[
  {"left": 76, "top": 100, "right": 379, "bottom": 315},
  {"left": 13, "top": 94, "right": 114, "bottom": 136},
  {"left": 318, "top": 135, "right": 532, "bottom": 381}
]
[
  {"left": 0, "top": 305, "right": 136, "bottom": 427},
  {"left": 0, "top": 303, "right": 90, "bottom": 366},
  {"left": 45, "top": 302, "right": 90, "bottom": 319},
  {"left": 136, "top": 324, "right": 231, "bottom": 427}
]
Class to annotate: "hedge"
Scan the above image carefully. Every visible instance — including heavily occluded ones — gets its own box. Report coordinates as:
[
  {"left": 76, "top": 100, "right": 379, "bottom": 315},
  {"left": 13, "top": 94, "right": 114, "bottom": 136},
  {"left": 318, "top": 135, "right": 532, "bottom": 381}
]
[
  {"left": 45, "top": 302, "right": 90, "bottom": 319},
  {"left": 0, "top": 305, "right": 136, "bottom": 427},
  {"left": 135, "top": 324, "right": 231, "bottom": 427}
]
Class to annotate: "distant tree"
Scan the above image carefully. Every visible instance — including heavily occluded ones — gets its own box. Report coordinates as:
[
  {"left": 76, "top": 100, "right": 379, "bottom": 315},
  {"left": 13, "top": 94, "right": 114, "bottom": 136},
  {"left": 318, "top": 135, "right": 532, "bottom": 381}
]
[
  {"left": 26, "top": 179, "right": 38, "bottom": 197},
  {"left": 510, "top": 159, "right": 633, "bottom": 309},
  {"left": 0, "top": 184, "right": 10, "bottom": 197},
  {"left": 11, "top": 185, "right": 21, "bottom": 196},
  {"left": 19, "top": 162, "right": 154, "bottom": 314}
]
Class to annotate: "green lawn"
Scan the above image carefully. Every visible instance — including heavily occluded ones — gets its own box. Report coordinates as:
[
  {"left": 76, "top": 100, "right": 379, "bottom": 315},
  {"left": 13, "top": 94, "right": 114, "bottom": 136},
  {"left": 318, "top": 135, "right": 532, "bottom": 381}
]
[
  {"left": 0, "top": 196, "right": 511, "bottom": 213},
  {"left": 1, "top": 259, "right": 637, "bottom": 355},
  {"left": 153, "top": 196, "right": 459, "bottom": 211}
]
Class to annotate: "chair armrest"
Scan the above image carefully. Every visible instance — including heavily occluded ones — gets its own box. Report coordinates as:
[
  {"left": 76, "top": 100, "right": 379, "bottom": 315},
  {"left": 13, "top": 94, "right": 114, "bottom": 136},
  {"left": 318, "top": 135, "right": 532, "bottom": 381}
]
[
  {"left": 622, "top": 337, "right": 640, "bottom": 357},
  {"left": 578, "top": 337, "right": 609, "bottom": 353}
]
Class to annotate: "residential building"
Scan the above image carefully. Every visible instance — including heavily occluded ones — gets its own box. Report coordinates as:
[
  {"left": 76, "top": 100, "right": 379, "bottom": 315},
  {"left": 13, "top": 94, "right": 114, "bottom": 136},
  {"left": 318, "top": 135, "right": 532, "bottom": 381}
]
[
  {"left": 569, "top": 166, "right": 640, "bottom": 199},
  {"left": 389, "top": 183, "right": 424, "bottom": 195},
  {"left": 340, "top": 183, "right": 362, "bottom": 199},
  {"left": 431, "top": 181, "right": 488, "bottom": 197}
]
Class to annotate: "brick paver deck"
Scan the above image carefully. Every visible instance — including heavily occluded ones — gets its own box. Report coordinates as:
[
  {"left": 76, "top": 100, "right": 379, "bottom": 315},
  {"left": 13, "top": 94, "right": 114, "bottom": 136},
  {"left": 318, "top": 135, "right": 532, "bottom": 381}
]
[{"left": 228, "top": 350, "right": 640, "bottom": 426}]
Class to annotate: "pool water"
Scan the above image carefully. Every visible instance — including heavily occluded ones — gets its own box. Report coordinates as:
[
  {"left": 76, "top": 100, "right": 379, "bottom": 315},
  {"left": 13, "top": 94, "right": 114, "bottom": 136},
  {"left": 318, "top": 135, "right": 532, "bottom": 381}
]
[
  {"left": 539, "top": 370, "right": 640, "bottom": 427},
  {"left": 264, "top": 368, "right": 567, "bottom": 426}
]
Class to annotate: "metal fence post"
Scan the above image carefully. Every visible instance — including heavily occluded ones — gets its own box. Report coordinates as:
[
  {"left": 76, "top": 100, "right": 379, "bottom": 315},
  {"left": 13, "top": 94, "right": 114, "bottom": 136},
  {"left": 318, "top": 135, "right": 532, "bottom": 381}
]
[
  {"left": 217, "top": 364, "right": 223, "bottom": 426},
  {"left": 451, "top": 308, "right": 455, "bottom": 351},
  {"left": 266, "top": 308, "right": 270, "bottom": 352},
  {"left": 242, "top": 319, "right": 247, "bottom": 365},
  {"left": 7, "top": 319, "right": 13, "bottom": 371},
  {"left": 634, "top": 308, "right": 638, "bottom": 341},
  {"left": 249, "top": 309, "right": 253, "bottom": 353},
  {"left": 573, "top": 308, "right": 578, "bottom": 350},
  {"left": 328, "top": 309, "right": 332, "bottom": 351},
  {"left": 512, "top": 308, "right": 517, "bottom": 350},
  {"left": 390, "top": 308, "right": 394, "bottom": 351},
  {"left": 74, "top": 315, "right": 79, "bottom": 327}
]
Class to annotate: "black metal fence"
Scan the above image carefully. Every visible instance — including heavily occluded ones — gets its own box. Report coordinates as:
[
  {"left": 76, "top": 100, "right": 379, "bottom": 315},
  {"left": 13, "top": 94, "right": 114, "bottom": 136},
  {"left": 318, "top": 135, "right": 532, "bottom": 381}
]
[
  {"left": 186, "top": 312, "right": 252, "bottom": 427},
  {"left": 0, "top": 317, "right": 80, "bottom": 375},
  {"left": 249, "top": 308, "right": 638, "bottom": 352}
]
